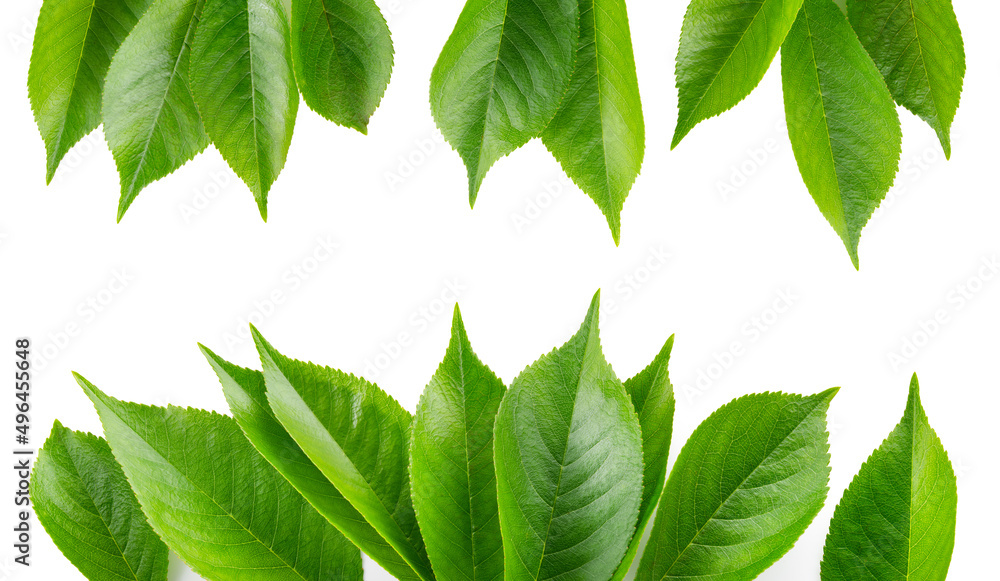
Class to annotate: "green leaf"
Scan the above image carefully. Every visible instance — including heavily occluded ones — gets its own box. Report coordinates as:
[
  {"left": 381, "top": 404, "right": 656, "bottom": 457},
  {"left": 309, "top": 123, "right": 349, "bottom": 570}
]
[
  {"left": 780, "top": 0, "right": 901, "bottom": 269},
  {"left": 104, "top": 0, "right": 210, "bottom": 221},
  {"left": 430, "top": 0, "right": 580, "bottom": 204},
  {"left": 846, "top": 0, "right": 965, "bottom": 158},
  {"left": 540, "top": 0, "right": 644, "bottom": 245},
  {"left": 672, "top": 0, "right": 803, "bottom": 148},
  {"left": 252, "top": 328, "right": 435, "bottom": 581},
  {"left": 76, "top": 374, "right": 363, "bottom": 581},
  {"left": 291, "top": 0, "right": 393, "bottom": 133},
  {"left": 189, "top": 0, "right": 299, "bottom": 219},
  {"left": 637, "top": 388, "right": 837, "bottom": 581},
  {"left": 610, "top": 334, "right": 675, "bottom": 581},
  {"left": 33, "top": 421, "right": 168, "bottom": 581},
  {"left": 409, "top": 306, "right": 506, "bottom": 581},
  {"left": 28, "top": 0, "right": 152, "bottom": 182},
  {"left": 201, "top": 347, "right": 421, "bottom": 581},
  {"left": 493, "top": 291, "right": 643, "bottom": 581},
  {"left": 820, "top": 375, "right": 957, "bottom": 581}
]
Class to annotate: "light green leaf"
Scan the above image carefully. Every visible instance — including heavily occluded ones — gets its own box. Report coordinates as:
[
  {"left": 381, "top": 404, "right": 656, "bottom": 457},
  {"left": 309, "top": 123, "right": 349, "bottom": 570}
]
[
  {"left": 610, "top": 334, "right": 675, "bottom": 581},
  {"left": 201, "top": 346, "right": 421, "bottom": 580},
  {"left": 33, "top": 421, "right": 168, "bottom": 581},
  {"left": 252, "top": 328, "right": 435, "bottom": 581},
  {"left": 104, "top": 0, "right": 210, "bottom": 221},
  {"left": 28, "top": 0, "right": 152, "bottom": 182},
  {"left": 76, "top": 374, "right": 363, "bottom": 581},
  {"left": 430, "top": 0, "right": 580, "bottom": 204},
  {"left": 637, "top": 388, "right": 837, "bottom": 581},
  {"left": 821, "top": 375, "right": 957, "bottom": 581},
  {"left": 540, "top": 0, "right": 644, "bottom": 245},
  {"left": 846, "top": 0, "right": 965, "bottom": 158},
  {"left": 409, "top": 306, "right": 506, "bottom": 581},
  {"left": 780, "top": 0, "right": 901, "bottom": 269},
  {"left": 493, "top": 291, "right": 643, "bottom": 581},
  {"left": 189, "top": 0, "right": 299, "bottom": 219},
  {"left": 291, "top": 0, "right": 393, "bottom": 133},
  {"left": 672, "top": 0, "right": 803, "bottom": 148}
]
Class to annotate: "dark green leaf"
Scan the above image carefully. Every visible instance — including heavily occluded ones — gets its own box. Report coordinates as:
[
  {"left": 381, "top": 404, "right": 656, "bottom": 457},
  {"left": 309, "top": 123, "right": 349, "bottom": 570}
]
[
  {"left": 611, "top": 334, "right": 675, "bottom": 581},
  {"left": 781, "top": 0, "right": 901, "bottom": 269},
  {"left": 252, "top": 328, "right": 435, "bottom": 581},
  {"left": 847, "top": 0, "right": 965, "bottom": 158},
  {"left": 77, "top": 374, "right": 363, "bottom": 581},
  {"left": 291, "top": 0, "right": 393, "bottom": 132},
  {"left": 104, "top": 0, "right": 210, "bottom": 221},
  {"left": 821, "top": 375, "right": 957, "bottom": 581},
  {"left": 637, "top": 388, "right": 837, "bottom": 581},
  {"left": 28, "top": 0, "right": 152, "bottom": 182},
  {"left": 540, "top": 0, "right": 644, "bottom": 244},
  {"left": 430, "top": 0, "right": 580, "bottom": 204},
  {"left": 672, "top": 0, "right": 803, "bottom": 148},
  {"left": 409, "top": 306, "right": 506, "bottom": 581},
  {"left": 189, "top": 0, "right": 299, "bottom": 219},
  {"left": 33, "top": 421, "right": 168, "bottom": 581},
  {"left": 494, "top": 292, "right": 643, "bottom": 581}
]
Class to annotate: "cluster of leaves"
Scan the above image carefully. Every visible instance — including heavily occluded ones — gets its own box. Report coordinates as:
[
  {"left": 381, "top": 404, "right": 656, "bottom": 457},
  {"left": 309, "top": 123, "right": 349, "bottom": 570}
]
[
  {"left": 28, "top": 0, "right": 393, "bottom": 221},
  {"left": 34, "top": 293, "right": 957, "bottom": 580},
  {"left": 430, "top": 0, "right": 645, "bottom": 244},
  {"left": 674, "top": 0, "right": 965, "bottom": 267}
]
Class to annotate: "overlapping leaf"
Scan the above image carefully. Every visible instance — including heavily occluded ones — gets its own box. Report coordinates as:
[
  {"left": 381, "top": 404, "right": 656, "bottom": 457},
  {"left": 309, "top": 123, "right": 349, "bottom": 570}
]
[
  {"left": 409, "top": 307, "right": 506, "bottom": 581},
  {"left": 637, "top": 389, "right": 836, "bottom": 581},
  {"left": 104, "top": 0, "right": 210, "bottom": 221},
  {"left": 821, "top": 375, "right": 957, "bottom": 581},
  {"left": 847, "top": 0, "right": 965, "bottom": 158},
  {"left": 28, "top": 0, "right": 152, "bottom": 182},
  {"left": 781, "top": 0, "right": 901, "bottom": 269},
  {"left": 201, "top": 347, "right": 418, "bottom": 580},
  {"left": 430, "top": 0, "right": 580, "bottom": 203},
  {"left": 253, "top": 328, "right": 435, "bottom": 581},
  {"left": 189, "top": 0, "right": 299, "bottom": 219},
  {"left": 541, "top": 0, "right": 644, "bottom": 244},
  {"left": 77, "top": 374, "right": 363, "bottom": 581},
  {"left": 33, "top": 421, "right": 168, "bottom": 581},
  {"left": 672, "top": 0, "right": 803, "bottom": 148},
  {"left": 291, "top": 0, "right": 393, "bottom": 132},
  {"left": 494, "top": 292, "right": 643, "bottom": 581},
  {"left": 611, "top": 335, "right": 675, "bottom": 581}
]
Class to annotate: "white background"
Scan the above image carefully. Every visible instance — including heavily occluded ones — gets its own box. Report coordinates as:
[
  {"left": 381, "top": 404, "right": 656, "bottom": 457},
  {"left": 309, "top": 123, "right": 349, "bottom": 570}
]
[{"left": 2, "top": 0, "right": 998, "bottom": 579}]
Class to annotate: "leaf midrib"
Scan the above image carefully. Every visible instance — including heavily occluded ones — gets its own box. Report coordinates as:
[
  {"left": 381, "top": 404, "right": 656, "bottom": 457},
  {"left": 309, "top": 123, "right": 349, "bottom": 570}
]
[
  {"left": 126, "top": 0, "right": 203, "bottom": 197},
  {"left": 62, "top": 432, "right": 142, "bottom": 581},
  {"left": 658, "top": 399, "right": 826, "bottom": 580},
  {"left": 473, "top": 0, "right": 512, "bottom": 182},
  {"left": 531, "top": 334, "right": 598, "bottom": 580},
  {"left": 48, "top": 0, "right": 99, "bottom": 166},
  {"left": 799, "top": 2, "right": 848, "bottom": 231}
]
